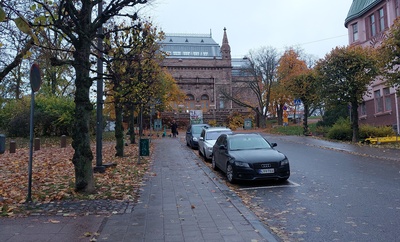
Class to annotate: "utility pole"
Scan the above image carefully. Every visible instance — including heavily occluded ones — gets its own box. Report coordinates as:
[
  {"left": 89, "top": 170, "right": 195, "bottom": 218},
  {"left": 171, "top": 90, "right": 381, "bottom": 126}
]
[{"left": 94, "top": 1, "right": 105, "bottom": 173}]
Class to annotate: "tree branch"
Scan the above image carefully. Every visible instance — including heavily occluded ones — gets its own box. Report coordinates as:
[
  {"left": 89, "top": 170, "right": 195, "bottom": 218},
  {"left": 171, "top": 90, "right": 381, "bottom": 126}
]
[{"left": 0, "top": 37, "right": 34, "bottom": 82}]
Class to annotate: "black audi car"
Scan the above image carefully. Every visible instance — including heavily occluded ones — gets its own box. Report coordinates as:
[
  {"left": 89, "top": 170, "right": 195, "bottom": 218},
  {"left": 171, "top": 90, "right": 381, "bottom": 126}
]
[{"left": 212, "top": 133, "right": 290, "bottom": 183}]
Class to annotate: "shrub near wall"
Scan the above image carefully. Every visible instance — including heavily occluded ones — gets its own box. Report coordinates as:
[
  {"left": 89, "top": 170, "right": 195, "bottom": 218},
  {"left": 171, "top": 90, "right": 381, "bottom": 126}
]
[
  {"left": 327, "top": 117, "right": 352, "bottom": 141},
  {"left": 359, "top": 125, "right": 395, "bottom": 140},
  {"left": 327, "top": 117, "right": 395, "bottom": 142}
]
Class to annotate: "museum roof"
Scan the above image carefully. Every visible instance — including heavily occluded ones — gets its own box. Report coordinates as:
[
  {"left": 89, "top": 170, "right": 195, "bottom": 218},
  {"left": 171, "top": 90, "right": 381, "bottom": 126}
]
[
  {"left": 345, "top": 0, "right": 382, "bottom": 27},
  {"left": 159, "top": 33, "right": 222, "bottom": 59}
]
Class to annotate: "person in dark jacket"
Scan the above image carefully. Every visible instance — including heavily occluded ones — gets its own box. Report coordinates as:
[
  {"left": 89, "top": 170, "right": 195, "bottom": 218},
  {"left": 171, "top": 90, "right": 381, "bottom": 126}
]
[{"left": 171, "top": 120, "right": 178, "bottom": 137}]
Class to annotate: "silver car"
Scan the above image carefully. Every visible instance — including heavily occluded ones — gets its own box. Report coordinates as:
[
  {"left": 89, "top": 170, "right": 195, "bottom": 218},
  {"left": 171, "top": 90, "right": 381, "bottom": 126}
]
[{"left": 198, "top": 127, "right": 233, "bottom": 160}]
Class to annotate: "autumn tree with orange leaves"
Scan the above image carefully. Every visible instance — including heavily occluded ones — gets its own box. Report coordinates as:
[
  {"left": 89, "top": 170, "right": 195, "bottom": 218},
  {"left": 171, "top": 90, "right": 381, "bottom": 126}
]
[
  {"left": 277, "top": 48, "right": 320, "bottom": 134},
  {"left": 104, "top": 20, "right": 184, "bottom": 156}
]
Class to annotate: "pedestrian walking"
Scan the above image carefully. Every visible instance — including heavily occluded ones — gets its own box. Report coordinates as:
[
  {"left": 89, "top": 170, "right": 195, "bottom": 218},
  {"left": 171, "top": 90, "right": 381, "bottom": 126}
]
[{"left": 171, "top": 120, "right": 178, "bottom": 137}]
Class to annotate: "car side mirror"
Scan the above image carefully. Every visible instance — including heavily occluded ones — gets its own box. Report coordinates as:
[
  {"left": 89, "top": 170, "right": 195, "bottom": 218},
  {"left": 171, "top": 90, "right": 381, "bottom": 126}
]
[
  {"left": 199, "top": 137, "right": 204, "bottom": 141},
  {"left": 271, "top": 142, "right": 277, "bottom": 147}
]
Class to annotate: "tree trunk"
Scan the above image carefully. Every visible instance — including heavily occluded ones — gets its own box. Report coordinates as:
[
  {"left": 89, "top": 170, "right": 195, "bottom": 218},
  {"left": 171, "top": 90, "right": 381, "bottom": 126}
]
[
  {"left": 303, "top": 103, "right": 309, "bottom": 135},
  {"left": 259, "top": 114, "right": 267, "bottom": 128},
  {"left": 115, "top": 103, "right": 124, "bottom": 157},
  {"left": 71, "top": 41, "right": 95, "bottom": 193},
  {"left": 129, "top": 104, "right": 136, "bottom": 144}
]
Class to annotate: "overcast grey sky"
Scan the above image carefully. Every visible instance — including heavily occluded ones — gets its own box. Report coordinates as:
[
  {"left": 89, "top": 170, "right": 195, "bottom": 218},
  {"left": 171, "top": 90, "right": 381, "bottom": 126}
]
[{"left": 143, "top": 0, "right": 352, "bottom": 59}]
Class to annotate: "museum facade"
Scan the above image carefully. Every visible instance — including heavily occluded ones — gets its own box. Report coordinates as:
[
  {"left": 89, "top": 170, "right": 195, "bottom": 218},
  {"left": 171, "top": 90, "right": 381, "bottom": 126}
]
[{"left": 159, "top": 28, "right": 256, "bottom": 125}]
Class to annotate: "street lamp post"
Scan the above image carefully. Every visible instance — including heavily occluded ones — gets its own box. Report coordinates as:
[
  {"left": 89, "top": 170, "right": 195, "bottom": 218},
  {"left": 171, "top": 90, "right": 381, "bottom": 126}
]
[{"left": 94, "top": 1, "right": 105, "bottom": 173}]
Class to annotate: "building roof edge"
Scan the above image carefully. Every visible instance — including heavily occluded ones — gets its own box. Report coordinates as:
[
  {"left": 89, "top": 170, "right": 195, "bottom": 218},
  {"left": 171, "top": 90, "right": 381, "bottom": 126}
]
[{"left": 344, "top": 0, "right": 382, "bottom": 28}]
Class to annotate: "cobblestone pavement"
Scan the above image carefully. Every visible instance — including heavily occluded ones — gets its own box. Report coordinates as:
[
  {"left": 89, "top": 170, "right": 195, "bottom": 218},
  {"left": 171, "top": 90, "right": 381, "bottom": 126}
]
[{"left": 24, "top": 199, "right": 135, "bottom": 216}]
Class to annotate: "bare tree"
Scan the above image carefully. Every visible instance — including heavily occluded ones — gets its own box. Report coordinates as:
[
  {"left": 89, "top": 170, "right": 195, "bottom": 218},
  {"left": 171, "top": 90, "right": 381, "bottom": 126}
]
[{"left": 220, "top": 46, "right": 280, "bottom": 128}]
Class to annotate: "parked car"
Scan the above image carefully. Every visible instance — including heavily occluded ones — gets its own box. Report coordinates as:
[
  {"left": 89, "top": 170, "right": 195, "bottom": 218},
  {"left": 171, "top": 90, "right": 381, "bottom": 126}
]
[
  {"left": 198, "top": 127, "right": 233, "bottom": 160},
  {"left": 185, "top": 123, "right": 210, "bottom": 149},
  {"left": 212, "top": 133, "right": 290, "bottom": 183}
]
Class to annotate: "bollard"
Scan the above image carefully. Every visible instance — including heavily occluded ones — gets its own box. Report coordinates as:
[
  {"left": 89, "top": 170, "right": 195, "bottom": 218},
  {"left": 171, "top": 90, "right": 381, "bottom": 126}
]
[
  {"left": 10, "top": 141, "right": 16, "bottom": 153},
  {"left": 61, "top": 135, "right": 67, "bottom": 148},
  {"left": 34, "top": 138, "right": 40, "bottom": 151}
]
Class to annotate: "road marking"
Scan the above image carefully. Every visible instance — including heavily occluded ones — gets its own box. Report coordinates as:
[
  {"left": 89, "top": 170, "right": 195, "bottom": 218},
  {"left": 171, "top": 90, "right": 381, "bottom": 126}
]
[{"left": 238, "top": 180, "right": 300, "bottom": 191}]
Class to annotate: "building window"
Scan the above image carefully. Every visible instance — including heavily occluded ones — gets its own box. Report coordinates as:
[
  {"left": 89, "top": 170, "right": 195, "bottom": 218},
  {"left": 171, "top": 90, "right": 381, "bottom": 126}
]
[
  {"left": 186, "top": 94, "right": 195, "bottom": 111},
  {"left": 384, "top": 88, "right": 392, "bottom": 111},
  {"left": 219, "top": 100, "right": 224, "bottom": 109},
  {"left": 200, "top": 94, "right": 209, "bottom": 111},
  {"left": 379, "top": 8, "right": 385, "bottom": 32},
  {"left": 360, "top": 102, "right": 366, "bottom": 116},
  {"left": 374, "top": 90, "right": 383, "bottom": 113},
  {"left": 396, "top": 0, "right": 400, "bottom": 17},
  {"left": 352, "top": 23, "right": 359, "bottom": 42},
  {"left": 370, "top": 14, "right": 376, "bottom": 37}
]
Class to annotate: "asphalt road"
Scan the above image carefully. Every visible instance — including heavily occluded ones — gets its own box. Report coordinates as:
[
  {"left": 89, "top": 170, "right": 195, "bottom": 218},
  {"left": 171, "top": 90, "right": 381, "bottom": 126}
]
[{"left": 227, "top": 135, "right": 400, "bottom": 242}]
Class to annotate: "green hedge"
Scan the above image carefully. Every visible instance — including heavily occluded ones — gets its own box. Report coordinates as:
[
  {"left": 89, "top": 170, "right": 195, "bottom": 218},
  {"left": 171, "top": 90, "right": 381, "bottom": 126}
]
[
  {"left": 326, "top": 117, "right": 395, "bottom": 141},
  {"left": 0, "top": 95, "right": 76, "bottom": 137}
]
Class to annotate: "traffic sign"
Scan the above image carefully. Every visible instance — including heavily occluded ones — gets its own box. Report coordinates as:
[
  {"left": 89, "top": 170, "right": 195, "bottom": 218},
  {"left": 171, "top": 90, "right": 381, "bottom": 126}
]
[{"left": 30, "top": 63, "right": 41, "bottom": 92}]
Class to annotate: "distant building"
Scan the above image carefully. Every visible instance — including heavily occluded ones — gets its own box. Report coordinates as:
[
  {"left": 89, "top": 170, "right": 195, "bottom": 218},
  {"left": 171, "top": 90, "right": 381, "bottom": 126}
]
[
  {"left": 159, "top": 28, "right": 256, "bottom": 124},
  {"left": 345, "top": 0, "right": 400, "bottom": 131}
]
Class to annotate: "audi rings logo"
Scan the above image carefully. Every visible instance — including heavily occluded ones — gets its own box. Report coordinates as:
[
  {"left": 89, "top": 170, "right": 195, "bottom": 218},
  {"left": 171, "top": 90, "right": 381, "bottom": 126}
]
[{"left": 261, "top": 164, "right": 271, "bottom": 168}]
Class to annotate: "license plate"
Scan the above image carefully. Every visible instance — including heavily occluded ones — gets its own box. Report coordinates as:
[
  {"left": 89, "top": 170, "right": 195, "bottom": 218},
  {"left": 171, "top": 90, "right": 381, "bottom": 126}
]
[{"left": 258, "top": 168, "right": 274, "bottom": 174}]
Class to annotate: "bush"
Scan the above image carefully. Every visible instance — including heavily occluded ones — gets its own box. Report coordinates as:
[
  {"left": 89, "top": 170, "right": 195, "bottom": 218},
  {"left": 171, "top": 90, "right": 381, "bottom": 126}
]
[
  {"left": 314, "top": 125, "right": 330, "bottom": 137},
  {"left": 0, "top": 95, "right": 76, "bottom": 137},
  {"left": 35, "top": 95, "right": 75, "bottom": 136},
  {"left": 317, "top": 103, "right": 349, "bottom": 127},
  {"left": 327, "top": 117, "right": 352, "bottom": 141},
  {"left": 359, "top": 125, "right": 395, "bottom": 140},
  {"left": 225, "top": 112, "right": 253, "bottom": 130},
  {"left": 8, "top": 110, "right": 31, "bottom": 137},
  {"left": 208, "top": 119, "right": 217, "bottom": 127},
  {"left": 0, "top": 97, "right": 31, "bottom": 137}
]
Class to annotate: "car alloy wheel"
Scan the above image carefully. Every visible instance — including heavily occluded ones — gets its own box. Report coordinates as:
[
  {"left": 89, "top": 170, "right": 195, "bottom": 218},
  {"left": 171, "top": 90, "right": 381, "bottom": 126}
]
[{"left": 226, "top": 164, "right": 235, "bottom": 183}]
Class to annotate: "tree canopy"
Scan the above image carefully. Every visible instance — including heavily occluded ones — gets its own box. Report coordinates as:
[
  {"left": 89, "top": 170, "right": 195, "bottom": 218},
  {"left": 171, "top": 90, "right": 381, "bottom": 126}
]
[
  {"left": 316, "top": 45, "right": 379, "bottom": 142},
  {"left": 379, "top": 17, "right": 400, "bottom": 90}
]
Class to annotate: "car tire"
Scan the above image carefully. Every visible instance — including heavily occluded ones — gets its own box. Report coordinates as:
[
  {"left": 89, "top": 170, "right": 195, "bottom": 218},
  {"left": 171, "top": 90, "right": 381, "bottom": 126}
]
[
  {"left": 278, "top": 177, "right": 289, "bottom": 182},
  {"left": 212, "top": 156, "right": 218, "bottom": 170},
  {"left": 226, "top": 164, "right": 236, "bottom": 184},
  {"left": 198, "top": 148, "right": 202, "bottom": 157}
]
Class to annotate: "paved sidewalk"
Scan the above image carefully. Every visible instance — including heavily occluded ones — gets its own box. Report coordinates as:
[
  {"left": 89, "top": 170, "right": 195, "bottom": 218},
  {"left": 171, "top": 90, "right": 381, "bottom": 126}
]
[
  {"left": 0, "top": 135, "right": 277, "bottom": 242},
  {"left": 97, "top": 136, "right": 276, "bottom": 241}
]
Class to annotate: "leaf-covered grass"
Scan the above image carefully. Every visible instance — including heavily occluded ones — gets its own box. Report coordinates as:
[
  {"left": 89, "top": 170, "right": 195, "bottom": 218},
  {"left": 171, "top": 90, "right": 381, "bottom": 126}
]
[
  {"left": 0, "top": 132, "right": 151, "bottom": 216},
  {"left": 270, "top": 123, "right": 318, "bottom": 136}
]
